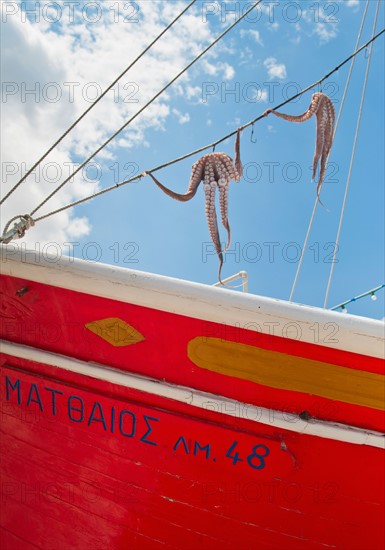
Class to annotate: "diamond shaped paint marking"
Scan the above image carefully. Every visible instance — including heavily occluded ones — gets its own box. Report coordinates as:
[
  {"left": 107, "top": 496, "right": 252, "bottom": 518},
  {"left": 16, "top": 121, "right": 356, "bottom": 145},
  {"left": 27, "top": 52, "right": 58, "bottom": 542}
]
[{"left": 85, "top": 318, "right": 145, "bottom": 347}]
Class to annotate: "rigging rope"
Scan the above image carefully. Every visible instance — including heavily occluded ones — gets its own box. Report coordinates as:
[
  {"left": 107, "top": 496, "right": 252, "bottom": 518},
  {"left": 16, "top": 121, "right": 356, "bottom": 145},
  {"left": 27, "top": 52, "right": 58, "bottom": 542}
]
[
  {"left": 29, "top": 28, "right": 385, "bottom": 226},
  {"left": 289, "top": 0, "right": 370, "bottom": 303},
  {"left": 29, "top": 0, "right": 263, "bottom": 218},
  {"left": 0, "top": 0, "right": 198, "bottom": 206},
  {"left": 323, "top": 0, "right": 380, "bottom": 309}
]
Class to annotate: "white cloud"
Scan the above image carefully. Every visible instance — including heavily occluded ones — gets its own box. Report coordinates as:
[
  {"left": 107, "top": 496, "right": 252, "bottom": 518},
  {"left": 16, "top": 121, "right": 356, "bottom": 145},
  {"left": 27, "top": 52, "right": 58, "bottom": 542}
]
[
  {"left": 226, "top": 117, "right": 241, "bottom": 127},
  {"left": 268, "top": 22, "right": 279, "bottom": 31},
  {"left": 178, "top": 113, "right": 190, "bottom": 124},
  {"left": 222, "top": 63, "right": 235, "bottom": 80},
  {"left": 0, "top": 1, "right": 215, "bottom": 247},
  {"left": 263, "top": 57, "right": 287, "bottom": 80},
  {"left": 345, "top": 0, "right": 360, "bottom": 8},
  {"left": 65, "top": 217, "right": 92, "bottom": 239},
  {"left": 201, "top": 60, "right": 235, "bottom": 80},
  {"left": 172, "top": 109, "right": 190, "bottom": 124},
  {"left": 238, "top": 46, "right": 253, "bottom": 66},
  {"left": 185, "top": 85, "right": 203, "bottom": 102},
  {"left": 201, "top": 59, "right": 218, "bottom": 76},
  {"left": 285, "top": 9, "right": 339, "bottom": 45},
  {"left": 291, "top": 23, "right": 302, "bottom": 44},
  {"left": 313, "top": 22, "right": 338, "bottom": 43},
  {"left": 240, "top": 29, "right": 263, "bottom": 46},
  {"left": 247, "top": 89, "right": 268, "bottom": 103},
  {"left": 257, "top": 90, "right": 269, "bottom": 103}
]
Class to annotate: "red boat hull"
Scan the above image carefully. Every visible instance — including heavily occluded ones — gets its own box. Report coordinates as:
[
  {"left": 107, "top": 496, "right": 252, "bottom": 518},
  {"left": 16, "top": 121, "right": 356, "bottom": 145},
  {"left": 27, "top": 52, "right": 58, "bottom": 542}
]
[
  {"left": 1, "top": 253, "right": 384, "bottom": 549},
  {"left": 2, "top": 358, "right": 384, "bottom": 550}
]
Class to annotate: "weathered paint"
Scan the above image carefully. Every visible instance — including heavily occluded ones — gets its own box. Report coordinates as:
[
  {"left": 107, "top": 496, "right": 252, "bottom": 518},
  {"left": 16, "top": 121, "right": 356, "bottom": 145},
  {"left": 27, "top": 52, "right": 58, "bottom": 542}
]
[
  {"left": 1, "top": 249, "right": 384, "bottom": 358},
  {"left": 85, "top": 317, "right": 145, "bottom": 347},
  {"left": 1, "top": 361, "right": 384, "bottom": 550},
  {"left": 1, "top": 271, "right": 384, "bottom": 434},
  {"left": 2, "top": 340, "right": 384, "bottom": 448},
  {"left": 188, "top": 337, "right": 385, "bottom": 410},
  {"left": 0, "top": 251, "right": 384, "bottom": 549}
]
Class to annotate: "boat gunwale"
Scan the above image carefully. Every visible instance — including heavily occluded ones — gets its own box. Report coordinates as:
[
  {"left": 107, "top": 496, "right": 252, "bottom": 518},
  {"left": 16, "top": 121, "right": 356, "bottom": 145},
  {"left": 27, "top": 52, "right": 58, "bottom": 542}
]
[{"left": 1, "top": 246, "right": 384, "bottom": 359}]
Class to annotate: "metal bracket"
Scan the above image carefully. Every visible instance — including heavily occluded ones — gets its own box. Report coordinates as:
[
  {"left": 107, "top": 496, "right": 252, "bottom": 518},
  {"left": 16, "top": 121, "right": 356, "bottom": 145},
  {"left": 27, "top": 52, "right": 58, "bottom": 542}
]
[
  {"left": 0, "top": 214, "right": 35, "bottom": 244},
  {"left": 213, "top": 270, "right": 249, "bottom": 292}
]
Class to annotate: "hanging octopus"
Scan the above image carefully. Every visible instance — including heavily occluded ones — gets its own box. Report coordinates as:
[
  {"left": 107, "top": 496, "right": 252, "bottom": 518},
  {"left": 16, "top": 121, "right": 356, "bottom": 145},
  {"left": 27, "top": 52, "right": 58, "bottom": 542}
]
[
  {"left": 146, "top": 130, "right": 242, "bottom": 284},
  {"left": 264, "top": 92, "right": 335, "bottom": 202}
]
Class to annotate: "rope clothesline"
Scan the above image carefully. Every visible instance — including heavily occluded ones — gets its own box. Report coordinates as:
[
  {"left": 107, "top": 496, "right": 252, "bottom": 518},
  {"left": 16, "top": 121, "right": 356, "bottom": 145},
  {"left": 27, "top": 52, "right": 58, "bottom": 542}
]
[
  {"left": 0, "top": 0, "right": 199, "bottom": 207},
  {"left": 32, "top": 28, "right": 385, "bottom": 225}
]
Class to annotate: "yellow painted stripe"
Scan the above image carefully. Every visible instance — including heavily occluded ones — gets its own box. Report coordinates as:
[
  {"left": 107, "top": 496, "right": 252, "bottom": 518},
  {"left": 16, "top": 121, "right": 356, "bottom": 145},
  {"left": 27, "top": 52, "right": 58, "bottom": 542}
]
[{"left": 188, "top": 337, "right": 385, "bottom": 411}]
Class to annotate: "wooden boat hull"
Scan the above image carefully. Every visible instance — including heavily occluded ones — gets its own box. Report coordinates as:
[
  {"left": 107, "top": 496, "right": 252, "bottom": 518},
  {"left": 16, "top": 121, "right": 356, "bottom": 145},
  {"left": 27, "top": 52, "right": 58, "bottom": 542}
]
[{"left": 1, "top": 249, "right": 384, "bottom": 549}]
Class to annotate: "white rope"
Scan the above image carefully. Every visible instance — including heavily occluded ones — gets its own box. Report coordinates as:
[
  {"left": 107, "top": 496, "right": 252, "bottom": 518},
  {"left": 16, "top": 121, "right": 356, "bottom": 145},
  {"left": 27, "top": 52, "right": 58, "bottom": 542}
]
[
  {"left": 29, "top": 0, "right": 263, "bottom": 218},
  {"left": 30, "top": 29, "right": 385, "bottom": 227},
  {"left": 323, "top": 0, "right": 380, "bottom": 309},
  {"left": 0, "top": 0, "right": 198, "bottom": 206},
  {"left": 289, "top": 0, "right": 370, "bottom": 303}
]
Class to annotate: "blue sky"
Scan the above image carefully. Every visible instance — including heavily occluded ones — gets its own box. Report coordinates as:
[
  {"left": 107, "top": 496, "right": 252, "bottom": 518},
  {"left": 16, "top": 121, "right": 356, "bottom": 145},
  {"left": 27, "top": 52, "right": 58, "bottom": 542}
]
[{"left": 1, "top": 0, "right": 384, "bottom": 319}]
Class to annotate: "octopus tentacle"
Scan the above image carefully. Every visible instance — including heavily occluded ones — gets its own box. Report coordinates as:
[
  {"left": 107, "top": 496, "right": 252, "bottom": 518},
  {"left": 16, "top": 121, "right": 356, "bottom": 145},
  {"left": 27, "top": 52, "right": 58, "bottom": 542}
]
[
  {"left": 314, "top": 95, "right": 335, "bottom": 194},
  {"left": 146, "top": 172, "right": 198, "bottom": 201},
  {"left": 147, "top": 147, "right": 242, "bottom": 283},
  {"left": 204, "top": 172, "right": 224, "bottom": 282},
  {"left": 264, "top": 93, "right": 335, "bottom": 202},
  {"left": 234, "top": 128, "right": 243, "bottom": 178},
  {"left": 217, "top": 164, "right": 231, "bottom": 250},
  {"left": 146, "top": 157, "right": 205, "bottom": 202},
  {"left": 264, "top": 93, "right": 322, "bottom": 123}
]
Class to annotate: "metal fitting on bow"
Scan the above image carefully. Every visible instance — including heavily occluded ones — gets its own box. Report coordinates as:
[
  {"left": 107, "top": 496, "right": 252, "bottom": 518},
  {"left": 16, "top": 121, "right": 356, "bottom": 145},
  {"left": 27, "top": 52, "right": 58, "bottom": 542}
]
[{"left": 0, "top": 214, "right": 35, "bottom": 244}]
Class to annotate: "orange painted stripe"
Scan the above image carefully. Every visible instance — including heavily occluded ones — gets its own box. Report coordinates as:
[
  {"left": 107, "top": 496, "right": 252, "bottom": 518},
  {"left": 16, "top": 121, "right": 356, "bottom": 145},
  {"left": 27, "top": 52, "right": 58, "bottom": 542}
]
[{"left": 188, "top": 337, "right": 385, "bottom": 411}]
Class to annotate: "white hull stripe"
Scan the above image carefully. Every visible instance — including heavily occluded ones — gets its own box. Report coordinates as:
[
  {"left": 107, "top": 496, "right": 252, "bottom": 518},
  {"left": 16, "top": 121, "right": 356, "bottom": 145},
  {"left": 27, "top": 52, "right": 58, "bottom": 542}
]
[
  {"left": 1, "top": 339, "right": 384, "bottom": 449},
  {"left": 1, "top": 249, "right": 384, "bottom": 359}
]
